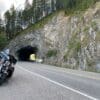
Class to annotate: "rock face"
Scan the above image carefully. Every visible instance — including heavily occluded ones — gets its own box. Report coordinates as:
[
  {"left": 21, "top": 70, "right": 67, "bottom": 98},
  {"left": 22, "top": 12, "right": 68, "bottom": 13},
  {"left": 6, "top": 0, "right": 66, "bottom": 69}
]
[
  {"left": 8, "top": 30, "right": 45, "bottom": 59},
  {"left": 8, "top": 2, "right": 100, "bottom": 71}
]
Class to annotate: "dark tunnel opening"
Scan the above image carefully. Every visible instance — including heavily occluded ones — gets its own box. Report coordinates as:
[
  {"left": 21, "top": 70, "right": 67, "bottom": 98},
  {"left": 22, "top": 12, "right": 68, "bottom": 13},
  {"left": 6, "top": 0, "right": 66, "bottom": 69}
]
[{"left": 17, "top": 46, "right": 38, "bottom": 61}]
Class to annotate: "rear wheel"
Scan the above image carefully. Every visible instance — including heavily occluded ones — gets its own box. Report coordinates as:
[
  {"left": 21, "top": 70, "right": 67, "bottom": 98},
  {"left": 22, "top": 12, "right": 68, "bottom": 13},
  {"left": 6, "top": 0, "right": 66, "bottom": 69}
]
[
  {"left": 7, "top": 67, "right": 14, "bottom": 78},
  {"left": 0, "top": 73, "right": 7, "bottom": 85}
]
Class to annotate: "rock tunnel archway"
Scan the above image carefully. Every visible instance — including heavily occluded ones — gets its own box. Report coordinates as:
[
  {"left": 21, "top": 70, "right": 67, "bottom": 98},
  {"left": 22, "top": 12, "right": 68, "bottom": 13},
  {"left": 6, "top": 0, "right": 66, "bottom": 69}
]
[{"left": 17, "top": 46, "right": 38, "bottom": 61}]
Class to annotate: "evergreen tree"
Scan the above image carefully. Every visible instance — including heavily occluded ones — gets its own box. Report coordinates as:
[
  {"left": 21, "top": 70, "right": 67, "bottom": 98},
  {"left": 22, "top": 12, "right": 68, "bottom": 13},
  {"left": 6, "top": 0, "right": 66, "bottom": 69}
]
[
  {"left": 41, "top": 0, "right": 46, "bottom": 17},
  {"left": 25, "top": 0, "right": 31, "bottom": 10},
  {"left": 22, "top": 0, "right": 31, "bottom": 25},
  {"left": 0, "top": 15, "right": 2, "bottom": 33},
  {"left": 4, "top": 5, "right": 17, "bottom": 39},
  {"left": 51, "top": 0, "right": 55, "bottom": 12},
  {"left": 4, "top": 10, "right": 11, "bottom": 39},
  {"left": 10, "top": 5, "right": 16, "bottom": 36},
  {"left": 30, "top": 0, "right": 36, "bottom": 23}
]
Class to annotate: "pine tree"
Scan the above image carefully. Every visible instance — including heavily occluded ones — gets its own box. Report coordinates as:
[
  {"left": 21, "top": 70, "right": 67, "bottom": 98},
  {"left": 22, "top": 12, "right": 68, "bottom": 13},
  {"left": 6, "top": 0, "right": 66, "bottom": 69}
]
[
  {"left": 4, "top": 5, "right": 17, "bottom": 39},
  {"left": 4, "top": 10, "right": 11, "bottom": 39},
  {"left": 0, "top": 14, "right": 2, "bottom": 33},
  {"left": 51, "top": 0, "right": 55, "bottom": 12},
  {"left": 25, "top": 0, "right": 31, "bottom": 10},
  {"left": 22, "top": 0, "right": 31, "bottom": 24},
  {"left": 31, "top": 0, "right": 37, "bottom": 22},
  {"left": 10, "top": 5, "right": 16, "bottom": 36}
]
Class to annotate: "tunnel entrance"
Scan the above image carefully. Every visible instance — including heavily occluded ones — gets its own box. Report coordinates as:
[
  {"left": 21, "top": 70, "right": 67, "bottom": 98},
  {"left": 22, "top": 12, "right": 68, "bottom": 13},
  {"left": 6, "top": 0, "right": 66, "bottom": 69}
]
[{"left": 17, "top": 46, "right": 38, "bottom": 61}]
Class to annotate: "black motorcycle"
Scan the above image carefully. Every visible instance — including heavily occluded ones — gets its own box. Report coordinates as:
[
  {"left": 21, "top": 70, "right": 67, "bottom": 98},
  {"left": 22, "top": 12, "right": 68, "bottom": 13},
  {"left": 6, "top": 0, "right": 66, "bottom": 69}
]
[{"left": 0, "top": 55, "right": 17, "bottom": 85}]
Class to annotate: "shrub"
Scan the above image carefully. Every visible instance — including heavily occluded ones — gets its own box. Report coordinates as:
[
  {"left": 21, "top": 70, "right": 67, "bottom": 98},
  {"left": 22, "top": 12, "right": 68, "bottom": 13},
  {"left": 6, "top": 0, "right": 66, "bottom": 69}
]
[
  {"left": 0, "top": 33, "right": 8, "bottom": 50},
  {"left": 46, "top": 49, "right": 57, "bottom": 58}
]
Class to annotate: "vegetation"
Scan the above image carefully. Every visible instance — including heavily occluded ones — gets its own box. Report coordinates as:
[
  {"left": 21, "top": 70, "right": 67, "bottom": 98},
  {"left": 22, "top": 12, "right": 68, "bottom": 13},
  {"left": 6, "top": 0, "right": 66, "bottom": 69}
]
[
  {"left": 86, "top": 58, "right": 96, "bottom": 72},
  {"left": 0, "top": 0, "right": 98, "bottom": 50},
  {"left": 0, "top": 33, "right": 8, "bottom": 50},
  {"left": 46, "top": 49, "right": 57, "bottom": 58},
  {"left": 96, "top": 31, "right": 100, "bottom": 41},
  {"left": 0, "top": 0, "right": 97, "bottom": 40},
  {"left": 3, "top": 0, "right": 56, "bottom": 39},
  {"left": 91, "top": 21, "right": 98, "bottom": 31},
  {"left": 57, "top": 0, "right": 98, "bottom": 14},
  {"left": 20, "top": 11, "right": 59, "bottom": 35},
  {"left": 64, "top": 32, "right": 81, "bottom": 61}
]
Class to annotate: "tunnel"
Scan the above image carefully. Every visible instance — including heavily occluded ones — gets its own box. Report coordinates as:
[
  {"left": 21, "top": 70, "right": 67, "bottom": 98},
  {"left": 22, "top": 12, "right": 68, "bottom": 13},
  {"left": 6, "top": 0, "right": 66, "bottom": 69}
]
[{"left": 17, "top": 46, "right": 38, "bottom": 61}]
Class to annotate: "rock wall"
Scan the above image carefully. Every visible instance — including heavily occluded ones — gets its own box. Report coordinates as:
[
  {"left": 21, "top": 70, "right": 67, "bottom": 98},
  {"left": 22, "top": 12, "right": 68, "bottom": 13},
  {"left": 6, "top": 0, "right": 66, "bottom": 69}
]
[
  {"left": 43, "top": 2, "right": 100, "bottom": 71},
  {"left": 8, "top": 2, "right": 100, "bottom": 71},
  {"left": 7, "top": 30, "right": 45, "bottom": 59}
]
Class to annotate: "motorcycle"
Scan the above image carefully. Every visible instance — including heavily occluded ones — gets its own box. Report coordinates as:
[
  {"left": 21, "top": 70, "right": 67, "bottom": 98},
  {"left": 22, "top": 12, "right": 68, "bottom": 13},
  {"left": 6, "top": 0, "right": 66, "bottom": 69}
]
[{"left": 0, "top": 55, "right": 17, "bottom": 85}]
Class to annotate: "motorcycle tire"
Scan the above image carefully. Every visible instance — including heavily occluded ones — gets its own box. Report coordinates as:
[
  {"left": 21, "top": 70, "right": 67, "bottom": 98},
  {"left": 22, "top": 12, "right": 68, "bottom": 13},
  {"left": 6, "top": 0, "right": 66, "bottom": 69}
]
[
  {"left": 7, "top": 67, "right": 14, "bottom": 78},
  {"left": 0, "top": 73, "right": 7, "bottom": 85}
]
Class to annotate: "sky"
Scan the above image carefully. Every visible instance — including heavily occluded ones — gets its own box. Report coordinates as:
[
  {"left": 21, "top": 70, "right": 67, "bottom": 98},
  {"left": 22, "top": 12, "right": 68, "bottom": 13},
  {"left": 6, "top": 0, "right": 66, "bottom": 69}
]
[{"left": 0, "top": 0, "right": 32, "bottom": 18}]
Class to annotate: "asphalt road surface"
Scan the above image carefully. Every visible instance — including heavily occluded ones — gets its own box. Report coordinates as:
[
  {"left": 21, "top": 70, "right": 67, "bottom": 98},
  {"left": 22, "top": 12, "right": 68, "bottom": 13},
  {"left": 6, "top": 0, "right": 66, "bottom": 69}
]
[{"left": 0, "top": 62, "right": 100, "bottom": 100}]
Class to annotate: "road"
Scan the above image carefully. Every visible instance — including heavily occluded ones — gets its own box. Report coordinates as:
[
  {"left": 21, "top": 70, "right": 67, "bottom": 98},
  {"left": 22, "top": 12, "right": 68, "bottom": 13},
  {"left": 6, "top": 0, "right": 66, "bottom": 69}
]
[{"left": 0, "top": 62, "right": 100, "bottom": 100}]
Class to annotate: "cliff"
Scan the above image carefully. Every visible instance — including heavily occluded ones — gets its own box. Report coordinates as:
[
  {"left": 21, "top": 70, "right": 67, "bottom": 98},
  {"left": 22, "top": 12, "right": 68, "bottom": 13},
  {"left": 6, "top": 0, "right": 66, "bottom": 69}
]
[{"left": 8, "top": 2, "right": 100, "bottom": 72}]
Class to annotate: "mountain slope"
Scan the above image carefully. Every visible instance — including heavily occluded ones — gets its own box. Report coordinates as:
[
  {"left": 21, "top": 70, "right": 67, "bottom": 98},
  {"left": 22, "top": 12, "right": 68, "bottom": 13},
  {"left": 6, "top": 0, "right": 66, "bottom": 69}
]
[{"left": 8, "top": 2, "right": 100, "bottom": 72}]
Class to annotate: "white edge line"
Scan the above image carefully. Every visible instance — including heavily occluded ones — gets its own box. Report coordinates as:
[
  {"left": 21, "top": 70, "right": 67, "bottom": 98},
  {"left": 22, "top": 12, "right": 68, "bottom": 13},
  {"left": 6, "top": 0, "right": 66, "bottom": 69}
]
[{"left": 18, "top": 65, "right": 98, "bottom": 100}]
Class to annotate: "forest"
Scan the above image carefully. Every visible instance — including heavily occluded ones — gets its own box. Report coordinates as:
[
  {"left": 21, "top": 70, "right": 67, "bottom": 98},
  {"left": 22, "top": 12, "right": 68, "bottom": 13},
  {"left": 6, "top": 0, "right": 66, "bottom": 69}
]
[{"left": 0, "top": 0, "right": 98, "bottom": 50}]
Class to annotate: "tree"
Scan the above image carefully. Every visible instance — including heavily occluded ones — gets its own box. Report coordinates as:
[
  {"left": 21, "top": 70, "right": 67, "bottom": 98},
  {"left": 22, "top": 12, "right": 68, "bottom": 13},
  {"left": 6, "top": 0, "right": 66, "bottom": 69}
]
[
  {"left": 4, "top": 5, "right": 17, "bottom": 39},
  {"left": 24, "top": 0, "right": 31, "bottom": 10},
  {"left": 4, "top": 10, "right": 11, "bottom": 39},
  {"left": 0, "top": 33, "right": 8, "bottom": 50},
  {"left": 41, "top": 0, "right": 46, "bottom": 17},
  {"left": 22, "top": 0, "right": 32, "bottom": 25},
  {"left": 56, "top": 0, "right": 63, "bottom": 9},
  {"left": 0, "top": 14, "right": 2, "bottom": 33},
  {"left": 31, "top": 0, "right": 41, "bottom": 22},
  {"left": 14, "top": 11, "right": 23, "bottom": 33},
  {"left": 10, "top": 5, "right": 16, "bottom": 36},
  {"left": 51, "top": 0, "right": 55, "bottom": 12},
  {"left": 30, "top": 0, "right": 36, "bottom": 23}
]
